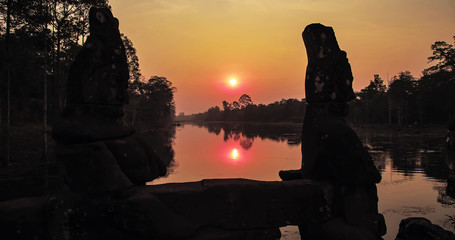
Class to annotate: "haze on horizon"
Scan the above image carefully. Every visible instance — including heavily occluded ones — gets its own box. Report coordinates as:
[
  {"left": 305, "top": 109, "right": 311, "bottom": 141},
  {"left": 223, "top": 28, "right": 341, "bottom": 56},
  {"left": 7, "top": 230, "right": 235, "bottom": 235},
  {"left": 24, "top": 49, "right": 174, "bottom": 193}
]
[{"left": 110, "top": 0, "right": 455, "bottom": 115}]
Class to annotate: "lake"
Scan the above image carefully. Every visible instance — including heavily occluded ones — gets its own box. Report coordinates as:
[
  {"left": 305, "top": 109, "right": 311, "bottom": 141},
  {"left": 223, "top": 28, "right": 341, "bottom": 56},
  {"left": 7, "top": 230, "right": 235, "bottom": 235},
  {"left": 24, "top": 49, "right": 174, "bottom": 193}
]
[{"left": 148, "top": 122, "right": 455, "bottom": 240}]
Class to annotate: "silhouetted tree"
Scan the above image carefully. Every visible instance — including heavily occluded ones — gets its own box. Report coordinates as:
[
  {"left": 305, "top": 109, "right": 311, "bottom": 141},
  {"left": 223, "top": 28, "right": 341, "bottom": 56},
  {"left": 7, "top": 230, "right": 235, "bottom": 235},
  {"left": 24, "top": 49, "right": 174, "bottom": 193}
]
[
  {"left": 193, "top": 96, "right": 306, "bottom": 122},
  {"left": 222, "top": 101, "right": 230, "bottom": 111},
  {"left": 419, "top": 36, "right": 455, "bottom": 123},
  {"left": 389, "top": 71, "right": 416, "bottom": 127},
  {"left": 121, "top": 33, "right": 144, "bottom": 125},
  {"left": 122, "top": 33, "right": 143, "bottom": 83},
  {"left": 238, "top": 94, "right": 253, "bottom": 108},
  {"left": 353, "top": 74, "right": 388, "bottom": 124},
  {"left": 232, "top": 101, "right": 240, "bottom": 110},
  {"left": 424, "top": 36, "right": 455, "bottom": 75},
  {"left": 418, "top": 68, "right": 455, "bottom": 123},
  {"left": 239, "top": 137, "right": 253, "bottom": 150},
  {"left": 204, "top": 106, "right": 222, "bottom": 121},
  {"left": 127, "top": 76, "right": 176, "bottom": 126}
]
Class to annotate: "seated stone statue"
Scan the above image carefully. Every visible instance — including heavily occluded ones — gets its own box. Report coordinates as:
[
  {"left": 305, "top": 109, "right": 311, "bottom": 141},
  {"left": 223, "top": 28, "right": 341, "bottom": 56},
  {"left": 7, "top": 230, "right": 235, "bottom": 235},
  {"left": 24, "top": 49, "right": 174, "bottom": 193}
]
[
  {"left": 53, "top": 7, "right": 167, "bottom": 185},
  {"left": 281, "top": 23, "right": 385, "bottom": 240},
  {"left": 50, "top": 6, "right": 197, "bottom": 239}
]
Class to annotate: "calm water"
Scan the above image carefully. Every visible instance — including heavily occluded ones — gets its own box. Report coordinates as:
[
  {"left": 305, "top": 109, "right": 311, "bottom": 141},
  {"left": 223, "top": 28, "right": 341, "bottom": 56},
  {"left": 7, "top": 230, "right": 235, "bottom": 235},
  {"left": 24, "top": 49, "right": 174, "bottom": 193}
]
[{"left": 149, "top": 122, "right": 455, "bottom": 240}]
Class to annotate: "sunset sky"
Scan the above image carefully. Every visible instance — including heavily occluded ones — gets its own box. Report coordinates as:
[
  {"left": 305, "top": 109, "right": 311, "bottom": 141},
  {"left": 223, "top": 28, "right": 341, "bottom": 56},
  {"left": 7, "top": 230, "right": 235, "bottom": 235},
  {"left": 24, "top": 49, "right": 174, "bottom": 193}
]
[{"left": 109, "top": 0, "right": 455, "bottom": 114}]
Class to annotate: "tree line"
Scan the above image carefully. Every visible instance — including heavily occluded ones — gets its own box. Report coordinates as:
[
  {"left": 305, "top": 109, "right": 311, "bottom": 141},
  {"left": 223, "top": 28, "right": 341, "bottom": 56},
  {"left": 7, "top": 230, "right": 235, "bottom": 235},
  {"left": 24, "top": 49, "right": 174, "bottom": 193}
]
[
  {"left": 349, "top": 37, "right": 455, "bottom": 126},
  {"left": 181, "top": 94, "right": 306, "bottom": 123},
  {"left": 0, "top": 0, "right": 176, "bottom": 166},
  {"left": 184, "top": 36, "right": 455, "bottom": 127},
  {"left": 122, "top": 34, "right": 176, "bottom": 127}
]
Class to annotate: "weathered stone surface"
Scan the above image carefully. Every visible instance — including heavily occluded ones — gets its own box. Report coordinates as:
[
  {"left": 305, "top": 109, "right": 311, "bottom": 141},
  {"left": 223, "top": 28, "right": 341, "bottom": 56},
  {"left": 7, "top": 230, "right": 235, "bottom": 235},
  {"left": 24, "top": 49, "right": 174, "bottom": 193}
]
[
  {"left": 0, "top": 196, "right": 50, "bottom": 239},
  {"left": 395, "top": 217, "right": 455, "bottom": 240},
  {"left": 189, "top": 227, "right": 281, "bottom": 240},
  {"left": 298, "top": 188, "right": 385, "bottom": 240},
  {"left": 52, "top": 6, "right": 167, "bottom": 189},
  {"left": 286, "top": 23, "right": 385, "bottom": 240},
  {"left": 107, "top": 190, "right": 198, "bottom": 239},
  {"left": 0, "top": 163, "right": 62, "bottom": 201},
  {"left": 300, "top": 23, "right": 381, "bottom": 184},
  {"left": 52, "top": 104, "right": 134, "bottom": 144},
  {"left": 447, "top": 173, "right": 455, "bottom": 198},
  {"left": 300, "top": 107, "right": 381, "bottom": 184},
  {"left": 55, "top": 141, "right": 133, "bottom": 194},
  {"left": 300, "top": 218, "right": 379, "bottom": 240},
  {"left": 105, "top": 133, "right": 167, "bottom": 184},
  {"left": 67, "top": 7, "right": 129, "bottom": 106},
  {"left": 0, "top": 179, "right": 333, "bottom": 240},
  {"left": 0, "top": 196, "right": 68, "bottom": 240},
  {"left": 147, "top": 178, "right": 333, "bottom": 229},
  {"left": 279, "top": 169, "right": 303, "bottom": 181},
  {"left": 48, "top": 7, "right": 183, "bottom": 239},
  {"left": 53, "top": 6, "right": 133, "bottom": 144},
  {"left": 302, "top": 23, "right": 355, "bottom": 108}
]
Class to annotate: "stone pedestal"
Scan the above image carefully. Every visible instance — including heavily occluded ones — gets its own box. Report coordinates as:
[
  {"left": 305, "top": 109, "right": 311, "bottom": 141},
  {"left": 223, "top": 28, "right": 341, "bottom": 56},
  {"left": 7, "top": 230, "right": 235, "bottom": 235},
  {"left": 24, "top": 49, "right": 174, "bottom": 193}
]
[{"left": 0, "top": 179, "right": 335, "bottom": 240}]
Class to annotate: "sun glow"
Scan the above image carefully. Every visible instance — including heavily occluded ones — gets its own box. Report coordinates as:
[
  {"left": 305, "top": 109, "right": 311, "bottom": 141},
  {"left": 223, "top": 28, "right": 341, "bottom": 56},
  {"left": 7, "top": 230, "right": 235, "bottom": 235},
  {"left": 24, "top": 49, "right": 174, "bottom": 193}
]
[
  {"left": 229, "top": 78, "right": 238, "bottom": 88},
  {"left": 230, "top": 148, "right": 240, "bottom": 160}
]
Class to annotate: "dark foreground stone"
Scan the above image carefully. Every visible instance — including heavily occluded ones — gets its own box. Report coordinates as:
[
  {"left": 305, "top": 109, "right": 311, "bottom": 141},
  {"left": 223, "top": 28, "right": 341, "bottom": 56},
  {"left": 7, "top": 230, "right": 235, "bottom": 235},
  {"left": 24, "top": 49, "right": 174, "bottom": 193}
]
[
  {"left": 0, "top": 179, "right": 332, "bottom": 240},
  {"left": 293, "top": 23, "right": 385, "bottom": 240},
  {"left": 148, "top": 178, "right": 332, "bottom": 229},
  {"left": 395, "top": 217, "right": 455, "bottom": 240}
]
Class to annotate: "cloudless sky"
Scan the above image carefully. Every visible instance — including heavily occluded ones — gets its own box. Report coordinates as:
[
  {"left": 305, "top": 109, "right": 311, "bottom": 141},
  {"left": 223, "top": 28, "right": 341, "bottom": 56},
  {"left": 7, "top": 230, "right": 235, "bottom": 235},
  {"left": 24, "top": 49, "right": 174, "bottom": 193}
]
[{"left": 109, "top": 0, "right": 455, "bottom": 114}]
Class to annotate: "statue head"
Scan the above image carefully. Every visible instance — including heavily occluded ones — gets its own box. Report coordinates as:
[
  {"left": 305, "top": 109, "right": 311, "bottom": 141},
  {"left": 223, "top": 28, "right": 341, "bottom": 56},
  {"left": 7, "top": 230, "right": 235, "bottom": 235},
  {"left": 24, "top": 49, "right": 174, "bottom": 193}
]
[
  {"left": 302, "top": 23, "right": 341, "bottom": 62},
  {"left": 66, "top": 7, "right": 129, "bottom": 106},
  {"left": 302, "top": 23, "right": 355, "bottom": 111},
  {"left": 89, "top": 7, "right": 120, "bottom": 39}
]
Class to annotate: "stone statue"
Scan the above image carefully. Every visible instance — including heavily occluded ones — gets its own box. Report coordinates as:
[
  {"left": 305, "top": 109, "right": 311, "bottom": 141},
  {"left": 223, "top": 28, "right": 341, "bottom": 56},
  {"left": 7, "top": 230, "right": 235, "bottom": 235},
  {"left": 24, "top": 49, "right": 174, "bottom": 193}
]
[
  {"left": 53, "top": 7, "right": 167, "bottom": 185},
  {"left": 300, "top": 23, "right": 381, "bottom": 185},
  {"left": 67, "top": 7, "right": 129, "bottom": 106},
  {"left": 53, "top": 7, "right": 132, "bottom": 144},
  {"left": 281, "top": 23, "right": 385, "bottom": 240},
  {"left": 51, "top": 7, "right": 196, "bottom": 238}
]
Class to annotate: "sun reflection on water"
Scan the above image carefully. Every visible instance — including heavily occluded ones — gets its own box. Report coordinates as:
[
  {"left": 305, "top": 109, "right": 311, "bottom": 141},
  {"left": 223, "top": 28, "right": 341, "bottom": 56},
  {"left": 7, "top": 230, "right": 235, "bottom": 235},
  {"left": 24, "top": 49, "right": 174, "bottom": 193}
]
[{"left": 230, "top": 148, "right": 240, "bottom": 161}]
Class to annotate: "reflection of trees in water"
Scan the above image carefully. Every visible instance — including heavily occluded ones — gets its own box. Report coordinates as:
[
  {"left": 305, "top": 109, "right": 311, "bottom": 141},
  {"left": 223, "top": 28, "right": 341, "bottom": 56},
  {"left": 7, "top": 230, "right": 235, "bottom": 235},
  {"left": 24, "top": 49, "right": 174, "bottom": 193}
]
[
  {"left": 198, "top": 123, "right": 450, "bottom": 181},
  {"left": 239, "top": 138, "right": 253, "bottom": 150},
  {"left": 369, "top": 152, "right": 387, "bottom": 173},
  {"left": 435, "top": 185, "right": 455, "bottom": 207},
  {"left": 355, "top": 127, "right": 449, "bottom": 181},
  {"left": 140, "top": 124, "right": 177, "bottom": 176},
  {"left": 192, "top": 122, "right": 302, "bottom": 150},
  {"left": 206, "top": 124, "right": 221, "bottom": 136}
]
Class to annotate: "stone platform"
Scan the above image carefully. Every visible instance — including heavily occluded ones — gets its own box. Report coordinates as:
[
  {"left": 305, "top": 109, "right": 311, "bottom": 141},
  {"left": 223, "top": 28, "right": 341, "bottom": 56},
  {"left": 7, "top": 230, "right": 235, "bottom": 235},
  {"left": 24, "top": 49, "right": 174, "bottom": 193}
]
[{"left": 0, "top": 178, "right": 332, "bottom": 240}]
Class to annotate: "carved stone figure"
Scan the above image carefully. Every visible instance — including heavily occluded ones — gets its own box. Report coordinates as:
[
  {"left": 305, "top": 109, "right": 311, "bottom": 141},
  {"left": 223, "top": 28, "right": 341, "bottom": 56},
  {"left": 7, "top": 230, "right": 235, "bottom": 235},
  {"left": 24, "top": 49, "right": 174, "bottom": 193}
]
[
  {"left": 53, "top": 7, "right": 166, "bottom": 185},
  {"left": 53, "top": 7, "right": 132, "bottom": 143},
  {"left": 50, "top": 7, "right": 196, "bottom": 238},
  {"left": 67, "top": 7, "right": 129, "bottom": 106},
  {"left": 281, "top": 23, "right": 385, "bottom": 240}
]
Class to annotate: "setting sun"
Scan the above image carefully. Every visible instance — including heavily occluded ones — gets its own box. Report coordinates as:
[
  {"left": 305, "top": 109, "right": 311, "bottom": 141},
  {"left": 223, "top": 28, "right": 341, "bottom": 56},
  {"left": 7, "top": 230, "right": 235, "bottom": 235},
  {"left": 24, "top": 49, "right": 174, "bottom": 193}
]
[{"left": 229, "top": 78, "right": 238, "bottom": 88}]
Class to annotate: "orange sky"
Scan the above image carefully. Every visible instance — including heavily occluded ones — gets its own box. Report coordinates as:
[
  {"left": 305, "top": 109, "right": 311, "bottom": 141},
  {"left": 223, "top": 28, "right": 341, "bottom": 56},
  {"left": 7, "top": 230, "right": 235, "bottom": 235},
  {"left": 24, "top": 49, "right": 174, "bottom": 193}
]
[{"left": 109, "top": 0, "right": 455, "bottom": 114}]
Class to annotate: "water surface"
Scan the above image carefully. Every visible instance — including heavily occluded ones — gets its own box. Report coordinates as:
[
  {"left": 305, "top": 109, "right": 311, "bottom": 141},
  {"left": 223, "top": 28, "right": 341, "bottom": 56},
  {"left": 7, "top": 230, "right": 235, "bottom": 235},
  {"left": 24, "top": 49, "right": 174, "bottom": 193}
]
[{"left": 149, "top": 122, "right": 455, "bottom": 240}]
